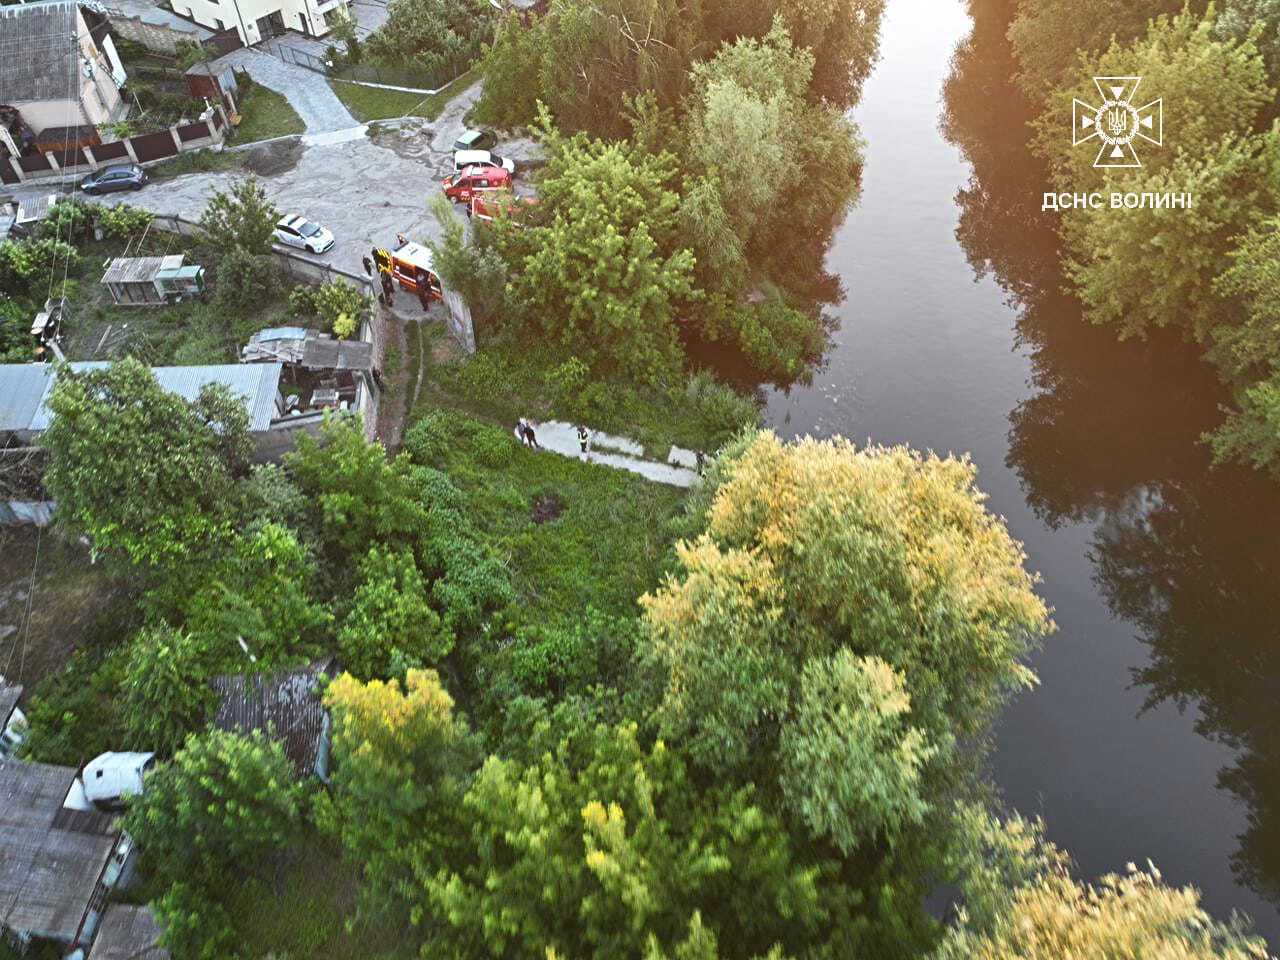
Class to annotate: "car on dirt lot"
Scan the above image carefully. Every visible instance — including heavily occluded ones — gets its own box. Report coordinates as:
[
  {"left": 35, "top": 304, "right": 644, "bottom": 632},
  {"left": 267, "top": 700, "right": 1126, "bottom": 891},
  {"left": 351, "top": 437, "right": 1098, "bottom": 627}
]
[
  {"left": 79, "top": 163, "right": 147, "bottom": 195},
  {"left": 453, "top": 128, "right": 497, "bottom": 152},
  {"left": 452, "top": 149, "right": 515, "bottom": 175},
  {"left": 274, "top": 214, "right": 335, "bottom": 254}
]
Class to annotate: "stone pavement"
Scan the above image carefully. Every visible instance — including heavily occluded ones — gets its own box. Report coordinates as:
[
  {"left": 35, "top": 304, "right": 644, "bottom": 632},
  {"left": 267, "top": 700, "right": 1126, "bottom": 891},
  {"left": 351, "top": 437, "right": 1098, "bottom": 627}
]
[
  {"left": 519, "top": 421, "right": 699, "bottom": 488},
  {"left": 215, "top": 47, "right": 356, "bottom": 133}
]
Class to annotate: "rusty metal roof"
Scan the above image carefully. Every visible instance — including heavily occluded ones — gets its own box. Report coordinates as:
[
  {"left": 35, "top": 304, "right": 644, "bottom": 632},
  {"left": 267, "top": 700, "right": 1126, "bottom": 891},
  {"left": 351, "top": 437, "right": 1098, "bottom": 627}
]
[{"left": 210, "top": 659, "right": 333, "bottom": 778}]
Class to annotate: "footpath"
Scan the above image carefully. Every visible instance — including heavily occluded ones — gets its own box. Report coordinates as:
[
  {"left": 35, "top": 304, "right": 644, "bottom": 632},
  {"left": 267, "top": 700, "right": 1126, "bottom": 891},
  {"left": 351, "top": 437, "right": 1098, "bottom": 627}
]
[{"left": 518, "top": 421, "right": 700, "bottom": 488}]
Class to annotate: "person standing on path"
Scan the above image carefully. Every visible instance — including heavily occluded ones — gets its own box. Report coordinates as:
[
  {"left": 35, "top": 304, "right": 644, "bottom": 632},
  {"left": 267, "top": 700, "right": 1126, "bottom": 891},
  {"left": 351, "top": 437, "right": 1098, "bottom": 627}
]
[
  {"left": 577, "top": 425, "right": 590, "bottom": 459},
  {"left": 524, "top": 421, "right": 540, "bottom": 450}
]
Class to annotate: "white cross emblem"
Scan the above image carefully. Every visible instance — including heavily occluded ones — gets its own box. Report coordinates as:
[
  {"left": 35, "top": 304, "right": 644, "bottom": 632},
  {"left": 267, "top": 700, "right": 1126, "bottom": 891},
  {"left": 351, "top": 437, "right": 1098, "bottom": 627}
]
[{"left": 1072, "top": 76, "right": 1163, "bottom": 168}]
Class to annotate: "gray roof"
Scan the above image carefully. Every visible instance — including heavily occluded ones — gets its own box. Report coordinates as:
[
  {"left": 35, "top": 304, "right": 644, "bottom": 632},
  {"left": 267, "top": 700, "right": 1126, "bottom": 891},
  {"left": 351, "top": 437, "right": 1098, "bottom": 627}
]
[
  {"left": 0, "top": 1, "right": 81, "bottom": 106},
  {"left": 211, "top": 659, "right": 333, "bottom": 778},
  {"left": 0, "top": 364, "right": 54, "bottom": 433},
  {"left": 89, "top": 904, "right": 169, "bottom": 960},
  {"left": 100, "top": 256, "right": 185, "bottom": 286},
  {"left": 242, "top": 328, "right": 374, "bottom": 372},
  {"left": 10, "top": 361, "right": 283, "bottom": 434},
  {"left": 0, "top": 758, "right": 120, "bottom": 943},
  {"left": 0, "top": 681, "right": 22, "bottom": 726}
]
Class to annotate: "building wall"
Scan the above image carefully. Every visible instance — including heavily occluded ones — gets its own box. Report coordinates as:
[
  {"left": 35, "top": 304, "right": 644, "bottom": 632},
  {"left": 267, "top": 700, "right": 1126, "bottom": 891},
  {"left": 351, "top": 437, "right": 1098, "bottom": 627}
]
[
  {"left": 75, "top": 9, "right": 126, "bottom": 127},
  {"left": 8, "top": 99, "right": 85, "bottom": 134},
  {"left": 171, "top": 0, "right": 345, "bottom": 45}
]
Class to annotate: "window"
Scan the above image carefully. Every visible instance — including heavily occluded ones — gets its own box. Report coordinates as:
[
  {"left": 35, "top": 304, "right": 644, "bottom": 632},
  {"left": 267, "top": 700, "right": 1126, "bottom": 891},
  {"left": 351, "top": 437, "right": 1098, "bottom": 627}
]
[{"left": 216, "top": 17, "right": 225, "bottom": 28}]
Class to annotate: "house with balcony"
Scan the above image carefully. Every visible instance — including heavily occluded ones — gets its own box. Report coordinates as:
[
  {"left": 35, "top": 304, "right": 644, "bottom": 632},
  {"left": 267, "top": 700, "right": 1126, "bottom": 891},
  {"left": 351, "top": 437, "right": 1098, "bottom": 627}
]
[{"left": 0, "top": 0, "right": 128, "bottom": 157}]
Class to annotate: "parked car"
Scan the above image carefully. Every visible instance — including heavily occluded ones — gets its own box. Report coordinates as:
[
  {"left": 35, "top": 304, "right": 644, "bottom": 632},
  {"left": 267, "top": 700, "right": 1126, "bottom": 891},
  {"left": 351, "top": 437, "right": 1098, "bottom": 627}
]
[
  {"left": 468, "top": 190, "right": 538, "bottom": 225},
  {"left": 453, "top": 128, "right": 497, "bottom": 152},
  {"left": 274, "top": 214, "right": 335, "bottom": 254},
  {"left": 79, "top": 163, "right": 147, "bottom": 195},
  {"left": 443, "top": 165, "right": 513, "bottom": 203},
  {"left": 452, "top": 149, "right": 515, "bottom": 175}
]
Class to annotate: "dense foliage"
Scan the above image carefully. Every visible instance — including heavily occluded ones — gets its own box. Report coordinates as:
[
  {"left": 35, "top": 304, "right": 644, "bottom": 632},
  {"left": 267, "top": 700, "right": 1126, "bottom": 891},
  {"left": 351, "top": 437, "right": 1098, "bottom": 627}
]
[{"left": 1019, "top": 3, "right": 1280, "bottom": 476}]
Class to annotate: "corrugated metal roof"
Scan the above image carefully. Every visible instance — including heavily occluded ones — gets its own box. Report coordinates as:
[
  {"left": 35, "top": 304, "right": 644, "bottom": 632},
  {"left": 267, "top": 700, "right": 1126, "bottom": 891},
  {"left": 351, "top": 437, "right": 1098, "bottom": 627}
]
[
  {"left": 0, "top": 757, "right": 119, "bottom": 943},
  {"left": 242, "top": 328, "right": 373, "bottom": 371},
  {"left": 211, "top": 659, "right": 334, "bottom": 778},
  {"left": 89, "top": 904, "right": 170, "bottom": 960},
  {"left": 23, "top": 362, "right": 283, "bottom": 433},
  {"left": 0, "top": 364, "right": 55, "bottom": 432},
  {"left": 0, "top": 1, "right": 80, "bottom": 106},
  {"left": 0, "top": 681, "right": 22, "bottom": 727}
]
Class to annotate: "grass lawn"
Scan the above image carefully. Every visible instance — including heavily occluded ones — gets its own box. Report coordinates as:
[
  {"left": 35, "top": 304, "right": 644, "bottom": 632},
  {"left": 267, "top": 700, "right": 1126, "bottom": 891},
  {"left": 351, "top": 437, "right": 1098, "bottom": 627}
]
[
  {"left": 231, "top": 82, "right": 306, "bottom": 143},
  {"left": 222, "top": 838, "right": 413, "bottom": 960},
  {"left": 410, "top": 328, "right": 686, "bottom": 631},
  {"left": 0, "top": 527, "right": 129, "bottom": 692},
  {"left": 330, "top": 68, "right": 478, "bottom": 123}
]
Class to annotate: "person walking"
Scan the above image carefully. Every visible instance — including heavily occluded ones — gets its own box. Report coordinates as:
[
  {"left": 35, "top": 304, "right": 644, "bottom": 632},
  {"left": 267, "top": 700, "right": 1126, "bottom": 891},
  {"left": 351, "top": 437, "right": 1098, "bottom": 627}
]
[
  {"left": 577, "top": 425, "right": 590, "bottom": 458},
  {"left": 362, "top": 255, "right": 373, "bottom": 276},
  {"left": 695, "top": 450, "right": 706, "bottom": 476},
  {"left": 524, "top": 421, "right": 540, "bottom": 450}
]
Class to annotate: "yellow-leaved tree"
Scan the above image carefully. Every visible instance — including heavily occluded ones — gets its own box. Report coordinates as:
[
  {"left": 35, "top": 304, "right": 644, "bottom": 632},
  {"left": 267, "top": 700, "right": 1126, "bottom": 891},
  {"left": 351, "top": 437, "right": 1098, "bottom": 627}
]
[{"left": 640, "top": 430, "right": 1052, "bottom": 853}]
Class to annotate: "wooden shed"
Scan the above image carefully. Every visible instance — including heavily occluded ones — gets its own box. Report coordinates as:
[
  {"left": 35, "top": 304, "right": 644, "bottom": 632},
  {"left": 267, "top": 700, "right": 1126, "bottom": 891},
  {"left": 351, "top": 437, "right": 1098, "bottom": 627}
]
[{"left": 100, "top": 255, "right": 205, "bottom": 305}]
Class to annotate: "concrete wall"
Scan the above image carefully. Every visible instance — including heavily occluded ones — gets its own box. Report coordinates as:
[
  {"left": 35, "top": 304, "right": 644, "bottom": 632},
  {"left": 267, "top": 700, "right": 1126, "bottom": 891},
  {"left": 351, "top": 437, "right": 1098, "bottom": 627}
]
[
  {"left": 106, "top": 13, "right": 203, "bottom": 54},
  {"left": 8, "top": 100, "right": 85, "bottom": 135}
]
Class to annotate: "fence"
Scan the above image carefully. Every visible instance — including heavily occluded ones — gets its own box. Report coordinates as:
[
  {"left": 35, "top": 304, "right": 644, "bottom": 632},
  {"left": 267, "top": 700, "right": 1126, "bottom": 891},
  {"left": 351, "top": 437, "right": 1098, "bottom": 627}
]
[
  {"left": 259, "top": 36, "right": 465, "bottom": 93},
  {"left": 0, "top": 111, "right": 227, "bottom": 186}
]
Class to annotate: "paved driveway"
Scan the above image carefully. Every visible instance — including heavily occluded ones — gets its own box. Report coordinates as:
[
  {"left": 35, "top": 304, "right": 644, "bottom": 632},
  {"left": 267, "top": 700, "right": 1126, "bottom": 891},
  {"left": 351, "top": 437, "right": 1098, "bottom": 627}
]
[
  {"left": 215, "top": 47, "right": 356, "bottom": 133},
  {"left": 6, "top": 79, "right": 545, "bottom": 287}
]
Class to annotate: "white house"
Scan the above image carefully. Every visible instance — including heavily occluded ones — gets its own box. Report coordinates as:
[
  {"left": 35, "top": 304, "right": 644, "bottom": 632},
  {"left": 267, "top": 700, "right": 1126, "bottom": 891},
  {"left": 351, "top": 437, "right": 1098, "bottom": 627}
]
[
  {"left": 0, "top": 0, "right": 128, "bottom": 154},
  {"left": 169, "top": 0, "right": 350, "bottom": 46}
]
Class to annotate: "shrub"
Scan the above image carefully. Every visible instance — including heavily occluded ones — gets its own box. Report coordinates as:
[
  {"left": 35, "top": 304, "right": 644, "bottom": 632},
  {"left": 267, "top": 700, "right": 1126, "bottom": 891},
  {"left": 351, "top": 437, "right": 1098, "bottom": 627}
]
[
  {"left": 289, "top": 280, "right": 369, "bottom": 338},
  {"left": 403, "top": 411, "right": 452, "bottom": 467},
  {"left": 215, "top": 247, "right": 279, "bottom": 318},
  {"left": 96, "top": 202, "right": 155, "bottom": 240}
]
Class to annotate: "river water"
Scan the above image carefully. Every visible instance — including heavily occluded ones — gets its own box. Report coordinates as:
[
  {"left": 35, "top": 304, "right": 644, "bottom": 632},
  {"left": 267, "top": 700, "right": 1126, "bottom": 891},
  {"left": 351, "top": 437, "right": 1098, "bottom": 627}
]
[{"left": 763, "top": 0, "right": 1280, "bottom": 939}]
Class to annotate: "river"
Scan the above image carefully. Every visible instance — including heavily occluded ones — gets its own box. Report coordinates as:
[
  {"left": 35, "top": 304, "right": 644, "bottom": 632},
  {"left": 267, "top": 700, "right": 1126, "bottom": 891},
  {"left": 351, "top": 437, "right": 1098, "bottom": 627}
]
[{"left": 762, "top": 0, "right": 1280, "bottom": 939}]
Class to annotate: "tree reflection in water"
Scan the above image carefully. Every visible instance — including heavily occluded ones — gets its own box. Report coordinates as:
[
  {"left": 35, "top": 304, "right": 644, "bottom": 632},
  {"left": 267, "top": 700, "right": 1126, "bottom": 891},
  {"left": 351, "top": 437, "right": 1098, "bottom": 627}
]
[{"left": 944, "top": 0, "right": 1280, "bottom": 911}]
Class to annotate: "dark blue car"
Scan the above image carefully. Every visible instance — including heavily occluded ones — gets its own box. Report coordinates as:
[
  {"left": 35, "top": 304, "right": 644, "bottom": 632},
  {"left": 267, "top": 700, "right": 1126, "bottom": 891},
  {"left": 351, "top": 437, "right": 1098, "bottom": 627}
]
[{"left": 80, "top": 163, "right": 148, "bottom": 195}]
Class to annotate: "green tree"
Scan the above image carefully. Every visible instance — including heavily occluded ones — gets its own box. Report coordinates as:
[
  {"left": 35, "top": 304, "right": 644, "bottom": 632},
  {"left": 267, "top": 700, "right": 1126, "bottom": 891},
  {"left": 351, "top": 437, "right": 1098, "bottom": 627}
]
[
  {"left": 935, "top": 863, "right": 1269, "bottom": 960},
  {"left": 1009, "top": 0, "right": 1182, "bottom": 103},
  {"left": 426, "top": 194, "right": 513, "bottom": 330},
  {"left": 124, "top": 729, "right": 303, "bottom": 884},
  {"left": 641, "top": 431, "right": 1051, "bottom": 781},
  {"left": 505, "top": 113, "right": 695, "bottom": 385},
  {"left": 1031, "top": 7, "right": 1273, "bottom": 195},
  {"left": 1061, "top": 131, "right": 1280, "bottom": 344},
  {"left": 366, "top": 0, "right": 493, "bottom": 78},
  {"left": 320, "top": 669, "right": 478, "bottom": 924},
  {"left": 152, "top": 882, "right": 239, "bottom": 960},
  {"left": 121, "top": 626, "right": 216, "bottom": 756},
  {"left": 41, "top": 359, "right": 251, "bottom": 573},
  {"left": 1210, "top": 215, "right": 1280, "bottom": 381},
  {"left": 176, "top": 520, "right": 332, "bottom": 663},
  {"left": 1207, "top": 372, "right": 1280, "bottom": 477},
  {"left": 773, "top": 0, "right": 886, "bottom": 107},
  {"left": 420, "top": 719, "right": 823, "bottom": 960},
  {"left": 779, "top": 651, "right": 935, "bottom": 854},
  {"left": 338, "top": 546, "right": 452, "bottom": 678},
  {"left": 1216, "top": 0, "right": 1280, "bottom": 86},
  {"left": 199, "top": 176, "right": 280, "bottom": 256}
]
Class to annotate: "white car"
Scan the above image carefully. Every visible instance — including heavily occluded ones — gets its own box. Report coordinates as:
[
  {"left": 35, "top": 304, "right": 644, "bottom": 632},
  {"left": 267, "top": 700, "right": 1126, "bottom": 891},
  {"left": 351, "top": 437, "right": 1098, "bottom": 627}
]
[
  {"left": 274, "top": 214, "right": 335, "bottom": 254},
  {"left": 452, "top": 149, "right": 516, "bottom": 175}
]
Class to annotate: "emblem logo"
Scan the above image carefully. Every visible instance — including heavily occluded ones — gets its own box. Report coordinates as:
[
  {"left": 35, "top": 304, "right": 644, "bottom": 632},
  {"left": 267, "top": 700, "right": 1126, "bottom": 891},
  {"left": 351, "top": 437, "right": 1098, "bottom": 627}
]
[{"left": 1072, "top": 76, "right": 1163, "bottom": 168}]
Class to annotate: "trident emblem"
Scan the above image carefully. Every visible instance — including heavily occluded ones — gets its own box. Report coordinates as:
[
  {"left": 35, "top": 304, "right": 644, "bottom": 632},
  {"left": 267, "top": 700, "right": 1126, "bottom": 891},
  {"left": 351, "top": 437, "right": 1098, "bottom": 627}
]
[{"left": 1072, "top": 76, "right": 1163, "bottom": 168}]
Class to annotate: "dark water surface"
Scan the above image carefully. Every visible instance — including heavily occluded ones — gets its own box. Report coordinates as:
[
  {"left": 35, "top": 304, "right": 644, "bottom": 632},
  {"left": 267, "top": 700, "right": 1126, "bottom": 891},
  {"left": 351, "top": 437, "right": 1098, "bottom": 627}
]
[{"left": 763, "top": 0, "right": 1280, "bottom": 938}]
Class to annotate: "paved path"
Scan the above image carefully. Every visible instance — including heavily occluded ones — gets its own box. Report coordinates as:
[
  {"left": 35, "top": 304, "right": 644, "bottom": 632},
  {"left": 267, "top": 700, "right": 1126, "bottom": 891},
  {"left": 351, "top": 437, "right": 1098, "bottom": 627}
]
[
  {"left": 216, "top": 47, "right": 356, "bottom": 133},
  {"left": 520, "top": 421, "right": 699, "bottom": 488}
]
